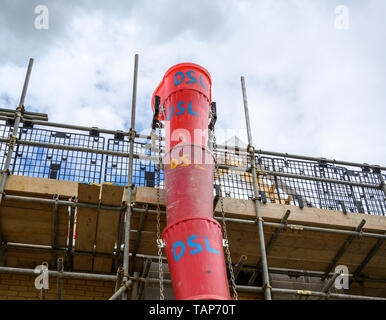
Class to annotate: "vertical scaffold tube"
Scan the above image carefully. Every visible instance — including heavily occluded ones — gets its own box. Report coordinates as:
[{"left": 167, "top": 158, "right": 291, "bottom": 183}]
[{"left": 152, "top": 63, "right": 230, "bottom": 300}]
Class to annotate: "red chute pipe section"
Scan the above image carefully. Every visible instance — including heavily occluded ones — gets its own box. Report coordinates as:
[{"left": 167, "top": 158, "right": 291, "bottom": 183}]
[{"left": 152, "top": 63, "right": 230, "bottom": 300}]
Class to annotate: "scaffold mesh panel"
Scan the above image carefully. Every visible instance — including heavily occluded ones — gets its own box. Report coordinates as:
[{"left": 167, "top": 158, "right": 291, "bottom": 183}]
[
  {"left": 9, "top": 125, "right": 105, "bottom": 183},
  {"left": 104, "top": 137, "right": 164, "bottom": 188}
]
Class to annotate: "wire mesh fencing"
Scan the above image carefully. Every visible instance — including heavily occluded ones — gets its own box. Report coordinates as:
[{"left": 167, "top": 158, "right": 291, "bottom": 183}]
[{"left": 0, "top": 121, "right": 384, "bottom": 216}]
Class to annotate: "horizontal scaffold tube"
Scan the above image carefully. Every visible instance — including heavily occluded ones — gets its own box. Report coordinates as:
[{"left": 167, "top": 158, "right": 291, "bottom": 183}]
[
  {"left": 0, "top": 138, "right": 159, "bottom": 161},
  {"left": 235, "top": 285, "right": 386, "bottom": 300},
  {"left": 215, "top": 144, "right": 386, "bottom": 171},
  {"left": 3, "top": 194, "right": 122, "bottom": 211},
  {"left": 0, "top": 116, "right": 161, "bottom": 141},
  {"left": 0, "top": 266, "right": 117, "bottom": 281}
]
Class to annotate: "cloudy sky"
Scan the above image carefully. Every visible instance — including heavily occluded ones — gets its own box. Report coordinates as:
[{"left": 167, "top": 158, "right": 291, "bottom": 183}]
[{"left": 0, "top": 0, "right": 384, "bottom": 166}]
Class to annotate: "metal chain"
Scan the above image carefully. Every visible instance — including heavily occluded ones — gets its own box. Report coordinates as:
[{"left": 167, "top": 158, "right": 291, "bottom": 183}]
[
  {"left": 155, "top": 126, "right": 165, "bottom": 300},
  {"left": 212, "top": 130, "right": 238, "bottom": 300}
]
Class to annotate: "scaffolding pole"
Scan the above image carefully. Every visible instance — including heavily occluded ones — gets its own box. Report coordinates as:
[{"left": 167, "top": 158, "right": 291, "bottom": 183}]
[
  {"left": 240, "top": 76, "right": 272, "bottom": 300},
  {"left": 122, "top": 53, "right": 139, "bottom": 299},
  {"left": 0, "top": 58, "right": 34, "bottom": 266},
  {"left": 248, "top": 210, "right": 291, "bottom": 285}
]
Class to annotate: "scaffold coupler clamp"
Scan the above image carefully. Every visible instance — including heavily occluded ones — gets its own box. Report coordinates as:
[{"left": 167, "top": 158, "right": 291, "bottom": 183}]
[
  {"left": 262, "top": 283, "right": 272, "bottom": 292},
  {"left": 255, "top": 217, "right": 264, "bottom": 224},
  {"left": 16, "top": 105, "right": 25, "bottom": 113},
  {"left": 222, "top": 238, "right": 229, "bottom": 247},
  {"left": 122, "top": 277, "right": 132, "bottom": 289},
  {"left": 128, "top": 128, "right": 136, "bottom": 142},
  {"left": 1, "top": 169, "right": 10, "bottom": 176},
  {"left": 247, "top": 144, "right": 255, "bottom": 155},
  {"left": 8, "top": 134, "right": 17, "bottom": 148}
]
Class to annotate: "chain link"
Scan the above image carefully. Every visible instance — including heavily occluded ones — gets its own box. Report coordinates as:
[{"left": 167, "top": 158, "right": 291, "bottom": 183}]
[
  {"left": 212, "top": 130, "right": 238, "bottom": 300},
  {"left": 155, "top": 126, "right": 165, "bottom": 300}
]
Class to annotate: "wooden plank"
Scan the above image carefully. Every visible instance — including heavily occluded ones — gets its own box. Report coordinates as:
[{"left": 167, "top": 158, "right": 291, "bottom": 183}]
[
  {"left": 135, "top": 186, "right": 386, "bottom": 233},
  {"left": 73, "top": 183, "right": 101, "bottom": 271},
  {"left": 4, "top": 175, "right": 78, "bottom": 198},
  {"left": 93, "top": 183, "right": 124, "bottom": 273},
  {"left": 0, "top": 203, "right": 68, "bottom": 247}
]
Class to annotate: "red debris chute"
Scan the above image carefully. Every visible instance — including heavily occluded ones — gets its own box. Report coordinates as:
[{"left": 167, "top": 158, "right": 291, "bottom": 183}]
[{"left": 152, "top": 63, "right": 230, "bottom": 300}]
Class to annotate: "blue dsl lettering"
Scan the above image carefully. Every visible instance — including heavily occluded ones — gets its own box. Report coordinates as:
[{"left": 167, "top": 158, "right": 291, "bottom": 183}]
[
  {"left": 204, "top": 235, "right": 219, "bottom": 255},
  {"left": 167, "top": 106, "right": 174, "bottom": 120},
  {"left": 188, "top": 235, "right": 203, "bottom": 255},
  {"left": 199, "top": 74, "right": 207, "bottom": 90},
  {"left": 176, "top": 101, "right": 185, "bottom": 115},
  {"left": 175, "top": 71, "right": 185, "bottom": 86},
  {"left": 188, "top": 102, "right": 198, "bottom": 117},
  {"left": 173, "top": 241, "right": 186, "bottom": 262},
  {"left": 186, "top": 70, "right": 197, "bottom": 84}
]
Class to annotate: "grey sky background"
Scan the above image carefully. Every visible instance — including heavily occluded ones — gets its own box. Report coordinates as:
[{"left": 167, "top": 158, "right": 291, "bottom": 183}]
[{"left": 0, "top": 0, "right": 384, "bottom": 165}]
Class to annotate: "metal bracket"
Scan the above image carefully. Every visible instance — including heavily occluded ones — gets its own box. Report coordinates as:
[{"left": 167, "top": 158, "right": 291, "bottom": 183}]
[
  {"left": 291, "top": 194, "right": 304, "bottom": 209},
  {"left": 114, "top": 131, "right": 125, "bottom": 141},
  {"left": 152, "top": 95, "right": 161, "bottom": 130},
  {"left": 89, "top": 127, "right": 100, "bottom": 137},
  {"left": 258, "top": 191, "right": 267, "bottom": 204},
  {"left": 5, "top": 118, "right": 15, "bottom": 127},
  {"left": 23, "top": 120, "right": 34, "bottom": 129},
  {"left": 156, "top": 239, "right": 165, "bottom": 248},
  {"left": 354, "top": 200, "right": 364, "bottom": 213},
  {"left": 318, "top": 159, "right": 328, "bottom": 169},
  {"left": 287, "top": 224, "right": 304, "bottom": 232},
  {"left": 372, "top": 166, "right": 381, "bottom": 174},
  {"left": 213, "top": 184, "right": 220, "bottom": 211},
  {"left": 336, "top": 200, "right": 347, "bottom": 214},
  {"left": 208, "top": 102, "right": 217, "bottom": 130},
  {"left": 222, "top": 239, "right": 229, "bottom": 247}
]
